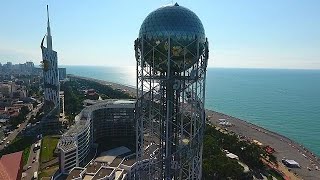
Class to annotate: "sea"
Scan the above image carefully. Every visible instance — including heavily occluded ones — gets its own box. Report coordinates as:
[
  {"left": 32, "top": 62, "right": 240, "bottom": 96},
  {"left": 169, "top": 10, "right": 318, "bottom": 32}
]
[{"left": 64, "top": 66, "right": 320, "bottom": 156}]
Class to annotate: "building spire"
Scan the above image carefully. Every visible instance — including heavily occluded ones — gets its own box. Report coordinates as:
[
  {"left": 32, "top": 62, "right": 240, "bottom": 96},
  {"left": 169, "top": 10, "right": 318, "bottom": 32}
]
[
  {"left": 47, "top": 5, "right": 50, "bottom": 28},
  {"left": 46, "top": 5, "right": 53, "bottom": 50}
]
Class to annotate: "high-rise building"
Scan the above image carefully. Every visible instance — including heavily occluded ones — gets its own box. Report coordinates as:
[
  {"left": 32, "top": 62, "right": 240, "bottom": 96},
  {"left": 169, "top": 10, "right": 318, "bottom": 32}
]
[
  {"left": 135, "top": 3, "right": 209, "bottom": 179},
  {"left": 6, "top": 62, "right": 12, "bottom": 68},
  {"left": 58, "top": 68, "right": 67, "bottom": 80},
  {"left": 0, "top": 61, "right": 37, "bottom": 75},
  {"left": 40, "top": 5, "right": 60, "bottom": 132}
]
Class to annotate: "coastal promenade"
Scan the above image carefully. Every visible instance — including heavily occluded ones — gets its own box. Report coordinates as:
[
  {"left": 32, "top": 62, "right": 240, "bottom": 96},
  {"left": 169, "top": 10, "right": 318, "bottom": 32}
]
[
  {"left": 69, "top": 75, "right": 320, "bottom": 180},
  {"left": 207, "top": 111, "right": 320, "bottom": 180}
]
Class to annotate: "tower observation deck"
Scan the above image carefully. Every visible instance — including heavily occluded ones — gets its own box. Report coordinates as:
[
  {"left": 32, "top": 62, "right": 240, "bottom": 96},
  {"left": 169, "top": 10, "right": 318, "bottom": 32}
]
[{"left": 135, "top": 3, "right": 209, "bottom": 179}]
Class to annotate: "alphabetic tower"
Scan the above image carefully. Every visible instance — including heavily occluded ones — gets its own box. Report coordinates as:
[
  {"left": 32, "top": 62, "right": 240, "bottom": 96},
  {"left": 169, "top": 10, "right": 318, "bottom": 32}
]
[{"left": 135, "top": 3, "right": 209, "bottom": 179}]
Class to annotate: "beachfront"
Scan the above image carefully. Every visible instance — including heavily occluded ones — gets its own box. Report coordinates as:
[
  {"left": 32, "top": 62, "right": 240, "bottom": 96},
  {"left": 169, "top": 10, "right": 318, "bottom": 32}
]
[
  {"left": 70, "top": 75, "right": 320, "bottom": 179},
  {"left": 206, "top": 110, "right": 320, "bottom": 180}
]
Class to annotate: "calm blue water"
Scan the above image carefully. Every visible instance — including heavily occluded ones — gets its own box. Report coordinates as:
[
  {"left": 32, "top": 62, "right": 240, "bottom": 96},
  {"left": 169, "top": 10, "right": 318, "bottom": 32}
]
[{"left": 64, "top": 66, "right": 320, "bottom": 156}]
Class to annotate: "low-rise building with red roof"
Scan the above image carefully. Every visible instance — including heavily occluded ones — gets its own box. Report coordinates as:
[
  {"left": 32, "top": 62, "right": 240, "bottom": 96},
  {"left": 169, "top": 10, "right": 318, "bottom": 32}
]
[{"left": 0, "top": 151, "right": 23, "bottom": 180}]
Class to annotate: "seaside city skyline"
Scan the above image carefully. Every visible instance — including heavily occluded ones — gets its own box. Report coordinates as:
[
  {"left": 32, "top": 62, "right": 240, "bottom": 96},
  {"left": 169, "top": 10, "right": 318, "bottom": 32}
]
[
  {"left": 0, "top": 1, "right": 320, "bottom": 179},
  {"left": 0, "top": 0, "right": 320, "bottom": 69}
]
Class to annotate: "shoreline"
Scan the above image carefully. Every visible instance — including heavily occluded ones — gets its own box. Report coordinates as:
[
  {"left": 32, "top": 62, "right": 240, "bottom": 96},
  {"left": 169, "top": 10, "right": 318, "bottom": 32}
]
[
  {"left": 209, "top": 110, "right": 320, "bottom": 160},
  {"left": 69, "top": 74, "right": 320, "bottom": 179},
  {"left": 206, "top": 110, "right": 320, "bottom": 179}
]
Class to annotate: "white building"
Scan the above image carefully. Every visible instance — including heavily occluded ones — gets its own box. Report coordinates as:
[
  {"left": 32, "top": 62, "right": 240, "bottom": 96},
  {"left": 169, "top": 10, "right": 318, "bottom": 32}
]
[
  {"left": 58, "top": 100, "right": 136, "bottom": 174},
  {"left": 59, "top": 91, "right": 65, "bottom": 118},
  {"left": 63, "top": 144, "right": 159, "bottom": 180}
]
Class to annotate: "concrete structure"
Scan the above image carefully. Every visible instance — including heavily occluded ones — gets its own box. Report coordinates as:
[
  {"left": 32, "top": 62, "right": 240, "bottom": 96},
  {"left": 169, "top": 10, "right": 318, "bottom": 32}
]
[
  {"left": 0, "top": 82, "right": 26, "bottom": 98},
  {"left": 135, "top": 3, "right": 209, "bottom": 179},
  {"left": 0, "top": 61, "right": 35, "bottom": 75},
  {"left": 63, "top": 145, "right": 159, "bottom": 180},
  {"left": 58, "top": 100, "right": 135, "bottom": 174},
  {"left": 66, "top": 161, "right": 124, "bottom": 180},
  {"left": 0, "top": 83, "right": 13, "bottom": 97},
  {"left": 40, "top": 5, "right": 61, "bottom": 132}
]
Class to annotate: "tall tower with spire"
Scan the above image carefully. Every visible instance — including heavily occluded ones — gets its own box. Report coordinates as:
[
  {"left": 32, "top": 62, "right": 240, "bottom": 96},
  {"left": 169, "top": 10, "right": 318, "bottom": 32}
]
[
  {"left": 46, "top": 5, "right": 52, "bottom": 50},
  {"left": 41, "top": 5, "right": 60, "bottom": 133}
]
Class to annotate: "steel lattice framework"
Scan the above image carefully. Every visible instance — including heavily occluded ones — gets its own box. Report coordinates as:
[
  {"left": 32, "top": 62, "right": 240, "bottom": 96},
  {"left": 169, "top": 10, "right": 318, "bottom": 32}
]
[{"left": 135, "top": 35, "right": 209, "bottom": 179}]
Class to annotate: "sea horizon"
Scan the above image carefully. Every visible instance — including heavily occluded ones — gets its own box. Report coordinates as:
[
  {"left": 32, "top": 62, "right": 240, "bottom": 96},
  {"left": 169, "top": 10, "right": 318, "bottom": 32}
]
[
  {"left": 63, "top": 65, "right": 320, "bottom": 156},
  {"left": 56, "top": 64, "right": 320, "bottom": 71}
]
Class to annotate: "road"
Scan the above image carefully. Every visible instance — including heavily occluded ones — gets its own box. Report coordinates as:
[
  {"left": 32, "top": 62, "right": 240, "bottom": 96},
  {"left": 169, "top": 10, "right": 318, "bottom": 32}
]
[
  {"left": 0, "top": 103, "right": 43, "bottom": 151},
  {"left": 22, "top": 140, "right": 41, "bottom": 179}
]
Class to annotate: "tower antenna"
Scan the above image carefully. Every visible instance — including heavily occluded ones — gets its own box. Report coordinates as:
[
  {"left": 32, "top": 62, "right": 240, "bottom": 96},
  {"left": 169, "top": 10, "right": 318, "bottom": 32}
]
[
  {"left": 46, "top": 5, "right": 52, "bottom": 49},
  {"left": 47, "top": 5, "right": 50, "bottom": 27}
]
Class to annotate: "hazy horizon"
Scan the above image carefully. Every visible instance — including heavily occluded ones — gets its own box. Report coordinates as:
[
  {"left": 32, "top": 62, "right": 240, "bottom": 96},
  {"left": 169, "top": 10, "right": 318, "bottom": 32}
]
[{"left": 2, "top": 63, "right": 320, "bottom": 71}]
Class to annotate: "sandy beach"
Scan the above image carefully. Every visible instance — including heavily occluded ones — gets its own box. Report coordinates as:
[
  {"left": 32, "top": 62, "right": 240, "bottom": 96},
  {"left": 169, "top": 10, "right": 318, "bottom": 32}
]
[
  {"left": 70, "top": 75, "right": 320, "bottom": 179},
  {"left": 206, "top": 110, "right": 320, "bottom": 180},
  {"left": 69, "top": 75, "right": 137, "bottom": 98}
]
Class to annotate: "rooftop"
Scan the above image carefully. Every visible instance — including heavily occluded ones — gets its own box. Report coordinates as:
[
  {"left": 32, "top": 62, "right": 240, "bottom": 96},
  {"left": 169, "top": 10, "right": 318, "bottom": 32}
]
[
  {"left": 95, "top": 146, "right": 131, "bottom": 164},
  {"left": 64, "top": 146, "right": 135, "bottom": 179},
  {"left": 92, "top": 167, "right": 115, "bottom": 180},
  {"left": 86, "top": 161, "right": 105, "bottom": 174},
  {"left": 0, "top": 151, "right": 23, "bottom": 180},
  {"left": 109, "top": 157, "right": 123, "bottom": 167},
  {"left": 66, "top": 168, "right": 84, "bottom": 180},
  {"left": 83, "top": 175, "right": 94, "bottom": 180}
]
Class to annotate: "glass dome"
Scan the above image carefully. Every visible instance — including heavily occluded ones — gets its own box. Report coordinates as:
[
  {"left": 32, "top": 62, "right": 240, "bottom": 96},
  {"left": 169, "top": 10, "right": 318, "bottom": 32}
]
[
  {"left": 138, "top": 3, "right": 206, "bottom": 72},
  {"left": 139, "top": 3, "right": 205, "bottom": 42}
]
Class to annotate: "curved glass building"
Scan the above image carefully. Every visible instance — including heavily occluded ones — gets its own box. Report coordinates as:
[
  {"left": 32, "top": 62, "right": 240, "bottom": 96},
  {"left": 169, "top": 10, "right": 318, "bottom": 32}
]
[{"left": 58, "top": 99, "right": 136, "bottom": 173}]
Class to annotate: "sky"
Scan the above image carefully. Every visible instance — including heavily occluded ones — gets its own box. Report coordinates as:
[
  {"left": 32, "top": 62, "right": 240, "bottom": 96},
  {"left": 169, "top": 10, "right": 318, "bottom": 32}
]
[{"left": 0, "top": 0, "right": 319, "bottom": 69}]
